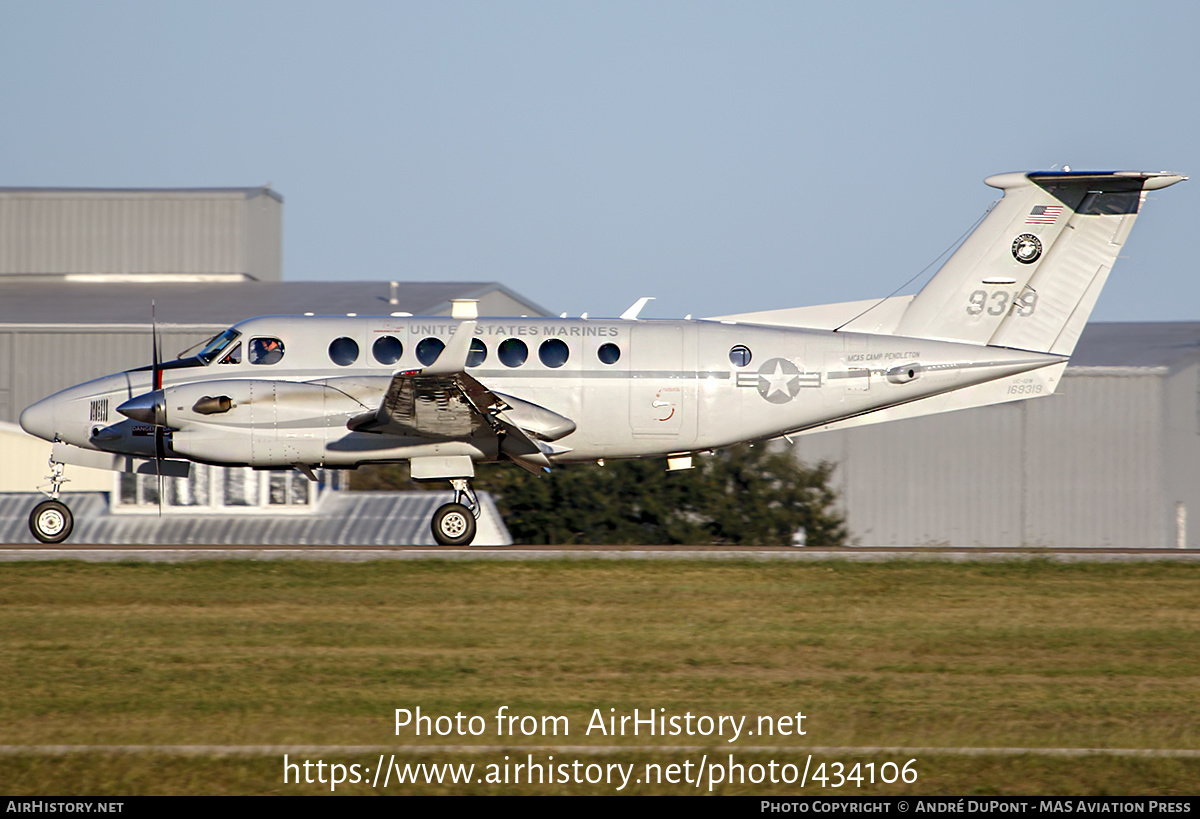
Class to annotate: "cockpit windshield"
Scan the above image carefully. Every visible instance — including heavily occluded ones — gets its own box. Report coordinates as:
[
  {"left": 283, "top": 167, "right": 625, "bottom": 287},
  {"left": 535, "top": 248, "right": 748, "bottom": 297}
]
[{"left": 195, "top": 328, "right": 243, "bottom": 365}]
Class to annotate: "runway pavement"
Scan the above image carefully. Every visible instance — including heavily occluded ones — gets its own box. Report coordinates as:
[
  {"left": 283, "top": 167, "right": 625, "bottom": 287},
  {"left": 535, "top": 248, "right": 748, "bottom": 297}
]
[{"left": 3, "top": 545, "right": 1200, "bottom": 563}]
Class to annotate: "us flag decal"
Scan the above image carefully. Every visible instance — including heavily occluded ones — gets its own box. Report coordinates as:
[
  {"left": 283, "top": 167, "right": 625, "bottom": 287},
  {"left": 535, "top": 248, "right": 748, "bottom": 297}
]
[{"left": 1026, "top": 204, "right": 1063, "bottom": 224}]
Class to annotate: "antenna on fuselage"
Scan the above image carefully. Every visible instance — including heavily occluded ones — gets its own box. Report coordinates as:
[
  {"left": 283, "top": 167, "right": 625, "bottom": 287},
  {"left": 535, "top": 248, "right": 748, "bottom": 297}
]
[{"left": 620, "top": 297, "right": 655, "bottom": 320}]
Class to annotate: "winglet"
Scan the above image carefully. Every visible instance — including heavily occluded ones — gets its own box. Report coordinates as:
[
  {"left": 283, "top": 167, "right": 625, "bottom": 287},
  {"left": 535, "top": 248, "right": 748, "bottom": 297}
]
[
  {"left": 422, "top": 320, "right": 477, "bottom": 375},
  {"left": 620, "top": 297, "right": 655, "bottom": 320}
]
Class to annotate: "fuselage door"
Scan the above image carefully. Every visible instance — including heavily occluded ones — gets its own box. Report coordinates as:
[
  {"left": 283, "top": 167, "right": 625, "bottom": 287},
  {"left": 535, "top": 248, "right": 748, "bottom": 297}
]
[{"left": 628, "top": 324, "right": 696, "bottom": 445}]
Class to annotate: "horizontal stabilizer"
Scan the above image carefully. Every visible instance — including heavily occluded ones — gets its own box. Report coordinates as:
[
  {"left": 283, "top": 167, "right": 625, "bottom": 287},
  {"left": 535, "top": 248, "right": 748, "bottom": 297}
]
[{"left": 796, "top": 361, "right": 1068, "bottom": 436}]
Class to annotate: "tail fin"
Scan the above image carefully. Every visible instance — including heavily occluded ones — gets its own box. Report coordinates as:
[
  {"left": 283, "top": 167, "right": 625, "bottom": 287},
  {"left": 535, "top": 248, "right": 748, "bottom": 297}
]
[{"left": 893, "top": 171, "right": 1185, "bottom": 355}]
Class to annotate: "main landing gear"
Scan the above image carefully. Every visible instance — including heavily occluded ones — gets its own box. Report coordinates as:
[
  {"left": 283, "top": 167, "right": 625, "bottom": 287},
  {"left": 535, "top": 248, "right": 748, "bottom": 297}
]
[
  {"left": 29, "top": 459, "right": 74, "bottom": 544},
  {"left": 431, "top": 478, "right": 479, "bottom": 546}
]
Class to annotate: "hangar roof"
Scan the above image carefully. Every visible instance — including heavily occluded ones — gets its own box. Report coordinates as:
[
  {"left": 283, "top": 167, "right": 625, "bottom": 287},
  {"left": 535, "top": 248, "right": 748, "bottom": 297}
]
[
  {"left": 0, "top": 186, "right": 282, "bottom": 202},
  {"left": 0, "top": 280, "right": 551, "bottom": 326}
]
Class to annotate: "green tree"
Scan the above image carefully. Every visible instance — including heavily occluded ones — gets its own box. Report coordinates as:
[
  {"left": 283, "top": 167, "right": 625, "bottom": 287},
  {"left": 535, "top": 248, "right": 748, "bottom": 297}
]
[{"left": 353, "top": 444, "right": 846, "bottom": 547}]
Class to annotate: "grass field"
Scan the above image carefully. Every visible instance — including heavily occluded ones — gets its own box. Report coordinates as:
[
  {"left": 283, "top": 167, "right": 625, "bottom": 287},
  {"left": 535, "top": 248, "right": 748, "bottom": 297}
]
[{"left": 1, "top": 558, "right": 1198, "bottom": 795}]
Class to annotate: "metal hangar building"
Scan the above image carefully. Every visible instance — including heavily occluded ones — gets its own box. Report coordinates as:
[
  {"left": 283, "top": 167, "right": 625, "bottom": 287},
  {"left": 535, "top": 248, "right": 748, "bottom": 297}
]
[{"left": 793, "top": 322, "right": 1200, "bottom": 549}]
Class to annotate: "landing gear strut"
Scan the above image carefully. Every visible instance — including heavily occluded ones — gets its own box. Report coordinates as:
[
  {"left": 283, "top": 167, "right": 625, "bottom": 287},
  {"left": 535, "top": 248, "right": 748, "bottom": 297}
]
[
  {"left": 431, "top": 478, "right": 479, "bottom": 546},
  {"left": 30, "top": 458, "right": 73, "bottom": 544}
]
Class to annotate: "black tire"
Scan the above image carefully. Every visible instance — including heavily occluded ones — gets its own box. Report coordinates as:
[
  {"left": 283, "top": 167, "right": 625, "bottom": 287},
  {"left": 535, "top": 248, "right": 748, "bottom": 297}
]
[
  {"left": 29, "top": 500, "right": 74, "bottom": 544},
  {"left": 431, "top": 502, "right": 477, "bottom": 546}
]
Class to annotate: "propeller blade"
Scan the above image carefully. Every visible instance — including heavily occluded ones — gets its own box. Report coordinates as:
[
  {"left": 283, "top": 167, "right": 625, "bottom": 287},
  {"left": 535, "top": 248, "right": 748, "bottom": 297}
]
[
  {"left": 151, "top": 301, "right": 164, "bottom": 516},
  {"left": 152, "top": 301, "right": 162, "bottom": 389},
  {"left": 155, "top": 426, "right": 166, "bottom": 517}
]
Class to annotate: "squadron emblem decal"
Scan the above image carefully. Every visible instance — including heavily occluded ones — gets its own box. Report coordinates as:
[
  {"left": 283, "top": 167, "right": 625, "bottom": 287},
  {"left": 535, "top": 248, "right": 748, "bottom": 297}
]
[{"left": 1011, "top": 233, "right": 1042, "bottom": 264}]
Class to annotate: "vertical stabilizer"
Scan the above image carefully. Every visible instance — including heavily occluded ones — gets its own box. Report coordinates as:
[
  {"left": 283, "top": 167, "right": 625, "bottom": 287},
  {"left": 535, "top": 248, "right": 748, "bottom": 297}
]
[{"left": 893, "top": 171, "right": 1185, "bottom": 355}]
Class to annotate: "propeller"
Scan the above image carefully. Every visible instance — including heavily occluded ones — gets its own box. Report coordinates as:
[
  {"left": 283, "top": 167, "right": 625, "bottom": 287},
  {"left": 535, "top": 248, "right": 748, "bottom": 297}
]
[
  {"left": 152, "top": 302, "right": 165, "bottom": 515},
  {"left": 114, "top": 302, "right": 178, "bottom": 517}
]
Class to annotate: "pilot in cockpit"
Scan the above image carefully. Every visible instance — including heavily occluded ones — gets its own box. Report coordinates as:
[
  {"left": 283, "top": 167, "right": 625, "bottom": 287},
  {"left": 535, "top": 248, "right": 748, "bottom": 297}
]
[{"left": 249, "top": 337, "right": 284, "bottom": 365}]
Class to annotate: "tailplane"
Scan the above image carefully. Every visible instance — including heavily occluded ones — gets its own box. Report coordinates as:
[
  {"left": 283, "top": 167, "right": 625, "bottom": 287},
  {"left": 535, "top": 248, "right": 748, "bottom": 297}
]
[{"left": 893, "top": 170, "right": 1185, "bottom": 355}]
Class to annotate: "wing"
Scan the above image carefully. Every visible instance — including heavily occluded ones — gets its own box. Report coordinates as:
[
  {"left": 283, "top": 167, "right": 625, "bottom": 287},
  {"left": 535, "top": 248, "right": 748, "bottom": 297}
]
[
  {"left": 347, "top": 321, "right": 576, "bottom": 473},
  {"left": 348, "top": 370, "right": 501, "bottom": 439}
]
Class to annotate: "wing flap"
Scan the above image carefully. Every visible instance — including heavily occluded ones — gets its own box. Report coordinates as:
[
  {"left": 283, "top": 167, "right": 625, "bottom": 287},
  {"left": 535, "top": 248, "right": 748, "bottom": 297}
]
[
  {"left": 348, "top": 372, "right": 496, "bottom": 439},
  {"left": 347, "top": 354, "right": 577, "bottom": 457}
]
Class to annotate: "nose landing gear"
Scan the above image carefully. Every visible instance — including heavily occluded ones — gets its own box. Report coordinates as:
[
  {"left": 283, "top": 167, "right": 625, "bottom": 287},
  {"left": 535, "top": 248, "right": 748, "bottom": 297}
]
[
  {"left": 431, "top": 478, "right": 479, "bottom": 546},
  {"left": 30, "top": 458, "right": 73, "bottom": 544}
]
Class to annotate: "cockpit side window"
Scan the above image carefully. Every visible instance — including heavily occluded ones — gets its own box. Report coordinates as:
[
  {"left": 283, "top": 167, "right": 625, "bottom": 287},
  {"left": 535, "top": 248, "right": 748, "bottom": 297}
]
[
  {"left": 219, "top": 342, "right": 242, "bottom": 365},
  {"left": 195, "top": 328, "right": 242, "bottom": 365},
  {"left": 249, "top": 337, "right": 285, "bottom": 365}
]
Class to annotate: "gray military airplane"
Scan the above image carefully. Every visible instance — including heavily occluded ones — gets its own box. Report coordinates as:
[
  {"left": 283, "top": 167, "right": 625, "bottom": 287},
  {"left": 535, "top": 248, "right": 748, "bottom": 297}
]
[{"left": 19, "top": 169, "right": 1185, "bottom": 545}]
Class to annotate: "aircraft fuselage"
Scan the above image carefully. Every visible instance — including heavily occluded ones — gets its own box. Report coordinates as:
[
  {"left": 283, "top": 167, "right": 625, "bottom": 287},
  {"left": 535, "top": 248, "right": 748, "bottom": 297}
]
[{"left": 21, "top": 314, "right": 1063, "bottom": 471}]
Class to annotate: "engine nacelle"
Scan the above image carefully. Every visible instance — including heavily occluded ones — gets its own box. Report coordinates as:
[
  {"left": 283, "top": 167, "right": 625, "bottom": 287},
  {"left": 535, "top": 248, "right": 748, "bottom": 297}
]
[{"left": 164, "top": 379, "right": 361, "bottom": 466}]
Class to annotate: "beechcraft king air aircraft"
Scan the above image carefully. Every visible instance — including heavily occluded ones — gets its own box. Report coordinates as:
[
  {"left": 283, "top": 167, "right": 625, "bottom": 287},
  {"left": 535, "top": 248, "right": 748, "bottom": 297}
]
[{"left": 19, "top": 170, "right": 1186, "bottom": 545}]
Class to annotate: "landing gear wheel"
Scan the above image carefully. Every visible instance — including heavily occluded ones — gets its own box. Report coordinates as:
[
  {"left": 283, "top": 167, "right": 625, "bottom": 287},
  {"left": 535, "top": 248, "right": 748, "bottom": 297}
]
[
  {"left": 432, "top": 502, "right": 477, "bottom": 546},
  {"left": 29, "top": 500, "right": 73, "bottom": 544}
]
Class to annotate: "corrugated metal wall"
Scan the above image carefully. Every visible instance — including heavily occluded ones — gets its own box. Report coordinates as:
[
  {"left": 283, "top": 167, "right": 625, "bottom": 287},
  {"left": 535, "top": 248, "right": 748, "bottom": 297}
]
[
  {"left": 0, "top": 332, "right": 10, "bottom": 423},
  {"left": 795, "top": 368, "right": 1188, "bottom": 548},
  {"left": 2, "top": 328, "right": 220, "bottom": 424},
  {"left": 813, "top": 403, "right": 1026, "bottom": 546},
  {"left": 1023, "top": 372, "right": 1164, "bottom": 548},
  {"left": 0, "top": 422, "right": 111, "bottom": 493},
  {"left": 243, "top": 191, "right": 282, "bottom": 282},
  {"left": 0, "top": 190, "right": 280, "bottom": 280},
  {"left": 1163, "top": 360, "right": 1200, "bottom": 548}
]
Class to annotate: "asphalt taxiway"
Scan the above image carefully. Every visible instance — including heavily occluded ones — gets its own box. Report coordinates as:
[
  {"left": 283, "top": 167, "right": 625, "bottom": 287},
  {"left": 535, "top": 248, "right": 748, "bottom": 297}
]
[{"left": 2, "top": 546, "right": 1199, "bottom": 563}]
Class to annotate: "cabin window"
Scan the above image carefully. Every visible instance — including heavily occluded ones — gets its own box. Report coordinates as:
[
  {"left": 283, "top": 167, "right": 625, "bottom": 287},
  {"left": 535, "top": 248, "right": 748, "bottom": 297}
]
[
  {"left": 416, "top": 337, "right": 445, "bottom": 366},
  {"left": 729, "top": 345, "right": 752, "bottom": 367},
  {"left": 219, "top": 342, "right": 242, "bottom": 365},
  {"left": 597, "top": 342, "right": 621, "bottom": 365},
  {"left": 373, "top": 335, "right": 403, "bottom": 365},
  {"left": 329, "top": 337, "right": 359, "bottom": 366},
  {"left": 467, "top": 339, "right": 487, "bottom": 368},
  {"left": 249, "top": 337, "right": 285, "bottom": 365},
  {"left": 539, "top": 338, "right": 570, "bottom": 368},
  {"left": 498, "top": 338, "right": 528, "bottom": 367}
]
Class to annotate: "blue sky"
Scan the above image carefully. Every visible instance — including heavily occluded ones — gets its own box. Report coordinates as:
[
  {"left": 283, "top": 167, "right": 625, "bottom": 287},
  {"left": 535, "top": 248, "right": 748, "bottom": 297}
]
[{"left": 2, "top": 1, "right": 1196, "bottom": 321}]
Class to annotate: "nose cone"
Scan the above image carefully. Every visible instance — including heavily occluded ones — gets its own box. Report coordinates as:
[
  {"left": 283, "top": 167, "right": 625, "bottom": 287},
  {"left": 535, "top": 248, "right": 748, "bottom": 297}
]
[
  {"left": 19, "top": 397, "right": 57, "bottom": 442},
  {"left": 116, "top": 390, "right": 166, "bottom": 425}
]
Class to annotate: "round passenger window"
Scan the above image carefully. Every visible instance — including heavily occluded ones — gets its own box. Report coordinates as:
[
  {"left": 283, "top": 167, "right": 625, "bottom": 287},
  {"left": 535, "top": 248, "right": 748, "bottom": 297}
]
[
  {"left": 329, "top": 337, "right": 359, "bottom": 366},
  {"left": 539, "top": 338, "right": 570, "bottom": 368},
  {"left": 729, "top": 345, "right": 752, "bottom": 367},
  {"left": 467, "top": 338, "right": 487, "bottom": 368},
  {"left": 416, "top": 337, "right": 445, "bottom": 366},
  {"left": 498, "top": 338, "right": 528, "bottom": 368},
  {"left": 597, "top": 342, "right": 621, "bottom": 365},
  {"left": 373, "top": 335, "right": 403, "bottom": 365}
]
